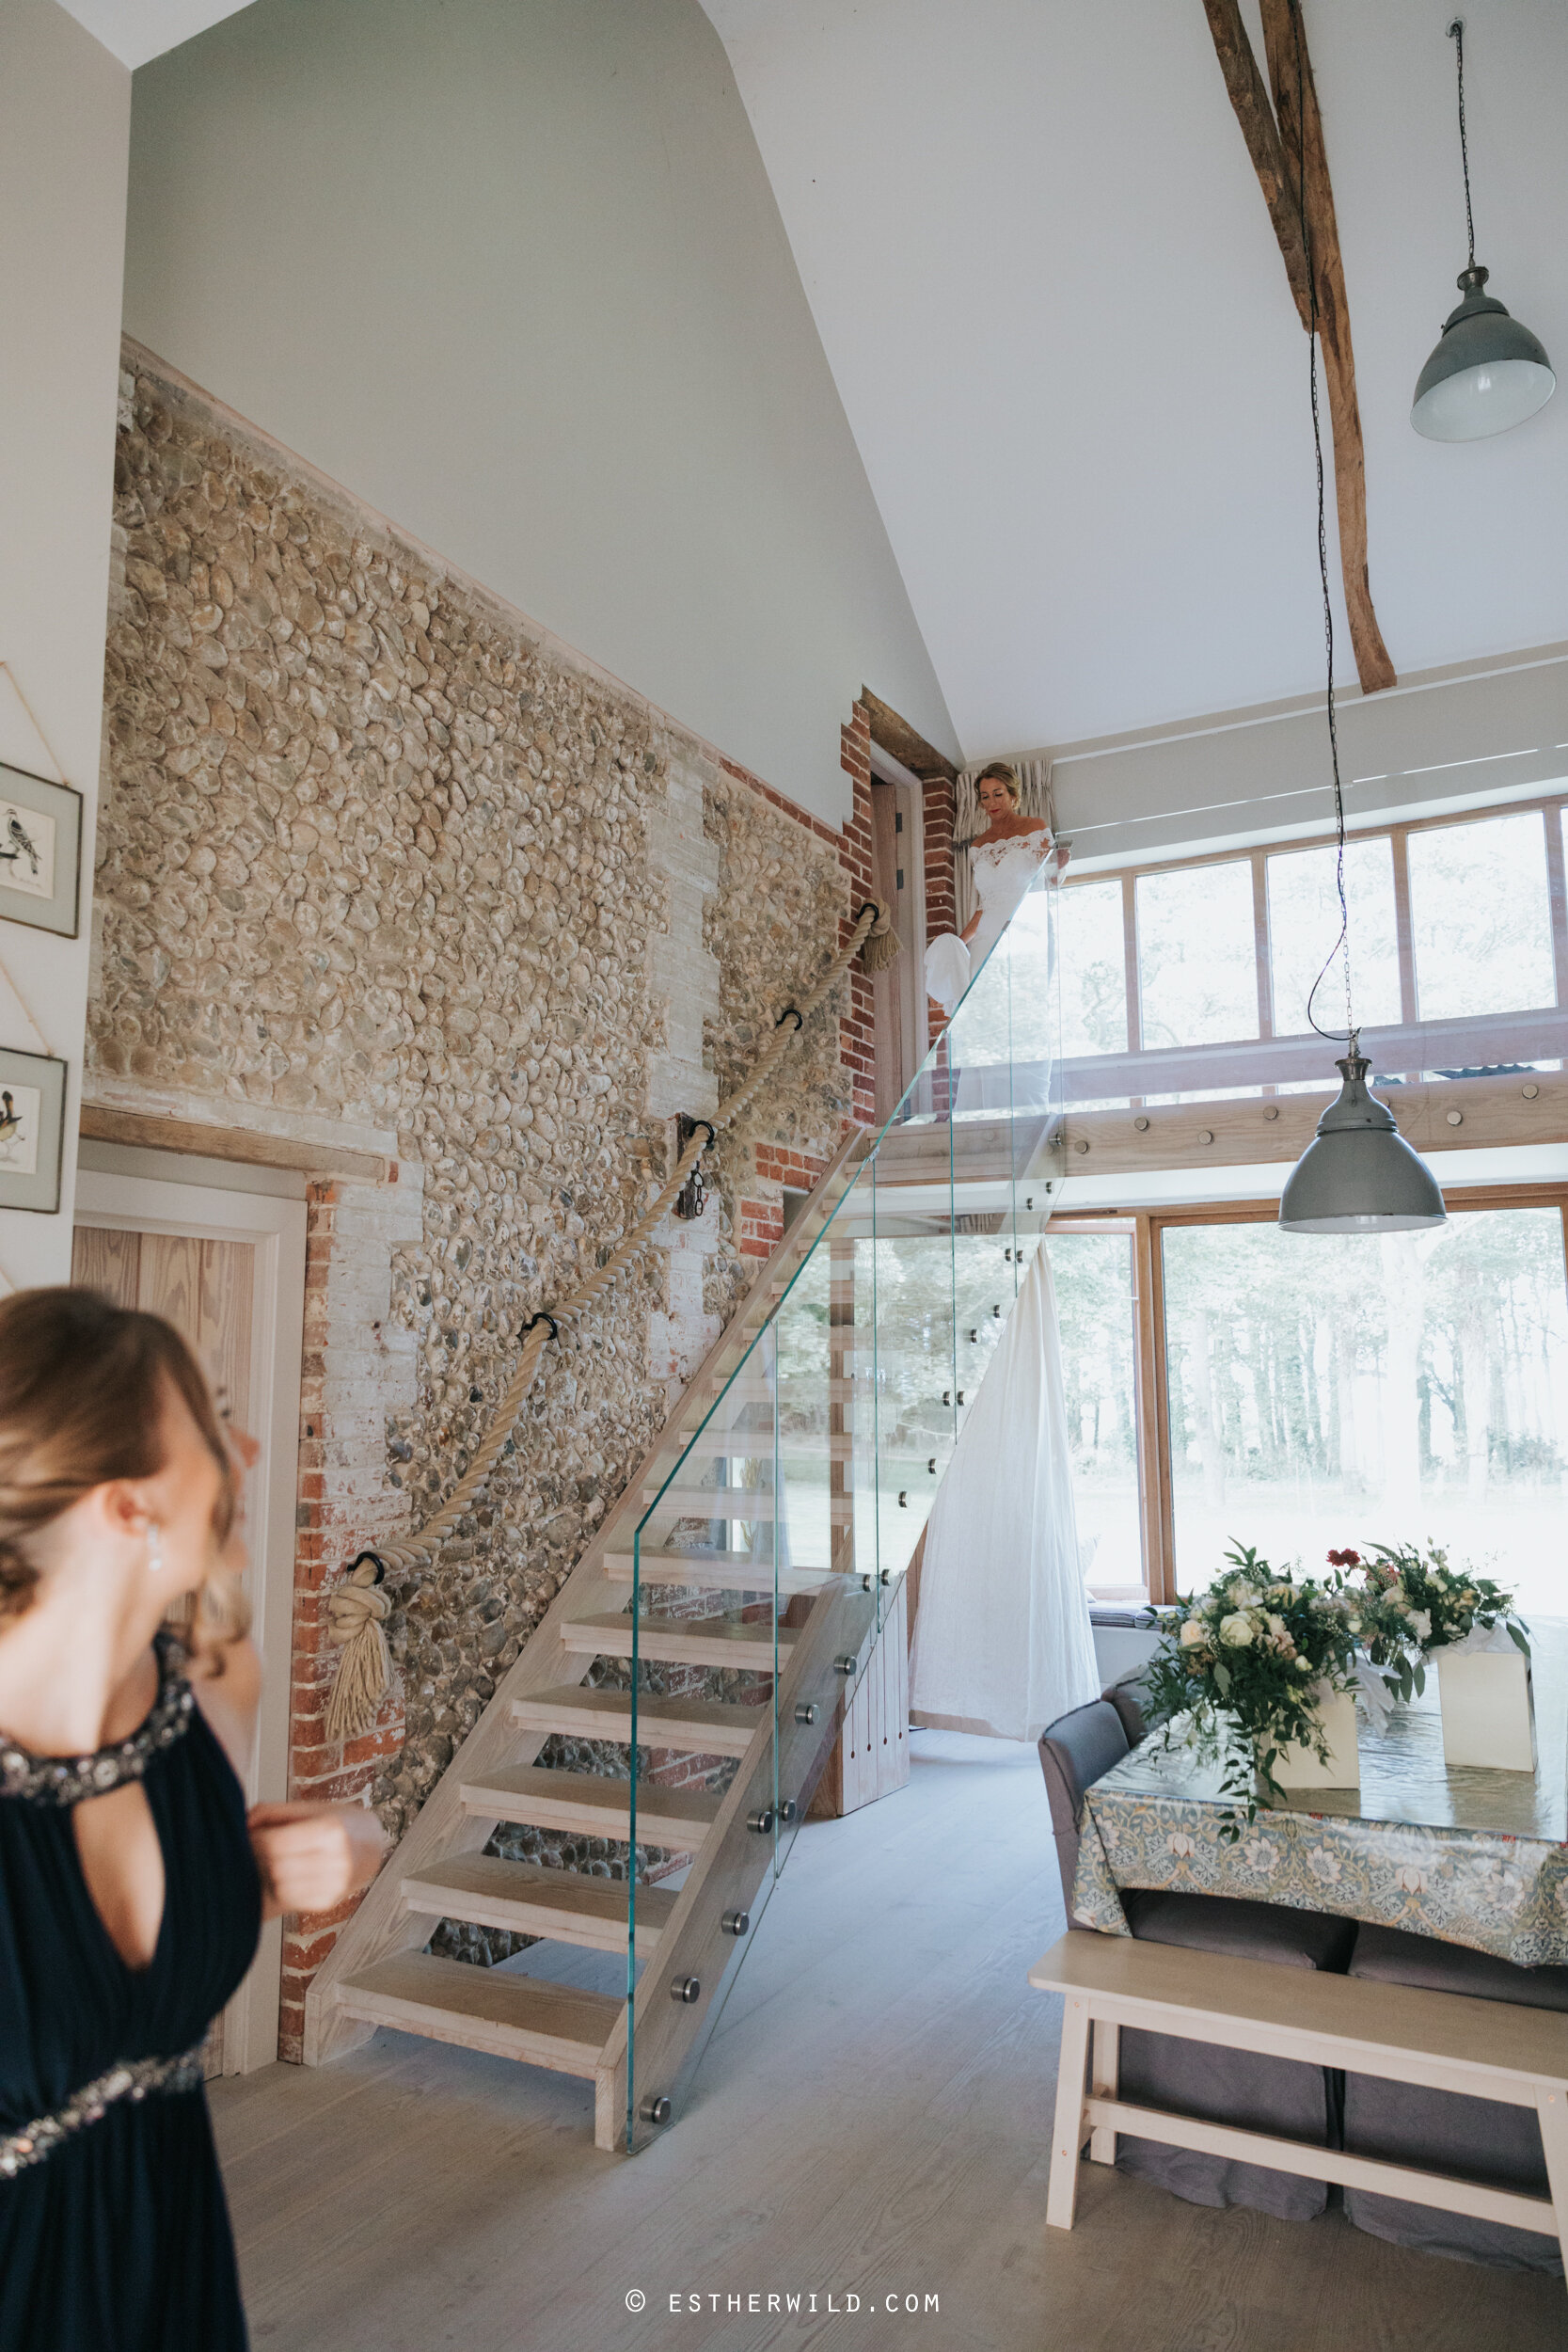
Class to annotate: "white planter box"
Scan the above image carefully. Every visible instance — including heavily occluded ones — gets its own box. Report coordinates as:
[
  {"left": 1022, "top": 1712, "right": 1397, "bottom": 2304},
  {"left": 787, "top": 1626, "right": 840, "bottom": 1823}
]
[
  {"left": 1271, "top": 1685, "right": 1360, "bottom": 1789},
  {"left": 1437, "top": 1648, "right": 1536, "bottom": 1772}
]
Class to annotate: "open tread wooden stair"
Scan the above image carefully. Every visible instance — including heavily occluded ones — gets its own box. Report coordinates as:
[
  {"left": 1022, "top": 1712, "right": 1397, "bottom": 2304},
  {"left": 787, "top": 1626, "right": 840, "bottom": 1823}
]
[
  {"left": 460, "top": 1762, "right": 721, "bottom": 1848},
  {"left": 304, "top": 1124, "right": 894, "bottom": 2153},
  {"left": 509, "top": 1682, "right": 766, "bottom": 1756},
  {"left": 336, "top": 1951, "right": 620, "bottom": 2077},
  {"left": 400, "top": 1854, "right": 677, "bottom": 1955},
  {"left": 559, "top": 1610, "right": 794, "bottom": 1672}
]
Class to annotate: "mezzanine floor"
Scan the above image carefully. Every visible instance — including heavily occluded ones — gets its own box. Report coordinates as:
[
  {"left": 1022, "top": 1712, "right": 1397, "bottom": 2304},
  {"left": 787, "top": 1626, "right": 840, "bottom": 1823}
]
[{"left": 212, "top": 1730, "right": 1562, "bottom": 2352}]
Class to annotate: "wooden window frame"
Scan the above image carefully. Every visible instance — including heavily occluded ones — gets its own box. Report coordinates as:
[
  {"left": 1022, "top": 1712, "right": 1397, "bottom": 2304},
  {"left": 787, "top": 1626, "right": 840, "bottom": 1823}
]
[
  {"left": 1059, "top": 792, "right": 1568, "bottom": 1104},
  {"left": 1051, "top": 1182, "right": 1568, "bottom": 1604}
]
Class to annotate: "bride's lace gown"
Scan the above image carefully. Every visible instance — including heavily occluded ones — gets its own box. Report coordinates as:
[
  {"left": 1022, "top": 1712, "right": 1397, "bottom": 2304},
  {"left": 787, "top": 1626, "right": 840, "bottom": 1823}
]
[{"left": 967, "top": 827, "right": 1053, "bottom": 966}]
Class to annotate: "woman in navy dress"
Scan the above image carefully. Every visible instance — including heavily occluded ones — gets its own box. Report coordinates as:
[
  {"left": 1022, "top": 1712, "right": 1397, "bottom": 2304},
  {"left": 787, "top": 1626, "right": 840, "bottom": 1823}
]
[{"left": 0, "top": 1288, "right": 382, "bottom": 2351}]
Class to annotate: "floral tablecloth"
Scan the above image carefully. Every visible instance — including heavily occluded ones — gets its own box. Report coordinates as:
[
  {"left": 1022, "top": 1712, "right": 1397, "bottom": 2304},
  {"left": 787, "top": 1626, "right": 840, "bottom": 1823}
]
[{"left": 1071, "top": 1618, "right": 1568, "bottom": 1967}]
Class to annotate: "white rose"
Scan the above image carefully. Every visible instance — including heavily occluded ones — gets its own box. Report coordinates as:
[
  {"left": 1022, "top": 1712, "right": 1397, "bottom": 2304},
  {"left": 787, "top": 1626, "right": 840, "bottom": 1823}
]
[
  {"left": 1218, "top": 1613, "right": 1255, "bottom": 1648},
  {"left": 1266, "top": 1613, "right": 1286, "bottom": 1637},
  {"left": 1179, "top": 1619, "right": 1206, "bottom": 1649},
  {"left": 1295, "top": 1657, "right": 1312, "bottom": 1672},
  {"left": 1409, "top": 1610, "right": 1432, "bottom": 1642}
]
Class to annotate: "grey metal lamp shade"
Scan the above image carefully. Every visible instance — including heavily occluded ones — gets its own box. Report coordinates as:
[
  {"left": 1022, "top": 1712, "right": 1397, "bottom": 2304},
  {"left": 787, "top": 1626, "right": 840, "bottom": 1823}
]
[
  {"left": 1279, "top": 1057, "right": 1448, "bottom": 1235},
  {"left": 1412, "top": 265, "right": 1555, "bottom": 441}
]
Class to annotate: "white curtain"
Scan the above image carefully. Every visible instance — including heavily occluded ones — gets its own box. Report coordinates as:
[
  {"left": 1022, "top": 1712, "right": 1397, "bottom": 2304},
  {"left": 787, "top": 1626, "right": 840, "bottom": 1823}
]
[
  {"left": 911, "top": 1236, "right": 1099, "bottom": 1741},
  {"left": 952, "top": 755, "right": 1053, "bottom": 934}
]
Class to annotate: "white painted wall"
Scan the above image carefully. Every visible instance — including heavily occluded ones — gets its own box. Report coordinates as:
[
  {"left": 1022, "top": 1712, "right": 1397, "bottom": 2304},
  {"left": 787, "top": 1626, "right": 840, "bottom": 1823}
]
[
  {"left": 0, "top": 1, "right": 130, "bottom": 1287},
  {"left": 121, "top": 0, "right": 957, "bottom": 824}
]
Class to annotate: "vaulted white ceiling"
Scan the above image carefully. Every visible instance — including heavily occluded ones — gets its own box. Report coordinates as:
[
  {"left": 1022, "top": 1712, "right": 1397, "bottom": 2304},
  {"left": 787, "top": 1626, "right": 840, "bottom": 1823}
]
[
  {"left": 57, "top": 0, "right": 257, "bottom": 70},
  {"left": 702, "top": 0, "right": 1568, "bottom": 761},
  {"left": 63, "top": 0, "right": 1568, "bottom": 769}
]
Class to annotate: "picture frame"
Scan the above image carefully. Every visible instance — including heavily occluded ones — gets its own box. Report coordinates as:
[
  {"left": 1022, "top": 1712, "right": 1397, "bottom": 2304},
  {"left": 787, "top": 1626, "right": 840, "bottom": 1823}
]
[
  {"left": 0, "top": 761, "right": 81, "bottom": 939},
  {"left": 0, "top": 1046, "right": 67, "bottom": 1214}
]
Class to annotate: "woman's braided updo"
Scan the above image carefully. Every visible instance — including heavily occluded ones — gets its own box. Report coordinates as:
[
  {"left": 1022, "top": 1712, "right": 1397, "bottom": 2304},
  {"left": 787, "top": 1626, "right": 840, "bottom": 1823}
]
[{"left": 0, "top": 1287, "right": 243, "bottom": 1661}]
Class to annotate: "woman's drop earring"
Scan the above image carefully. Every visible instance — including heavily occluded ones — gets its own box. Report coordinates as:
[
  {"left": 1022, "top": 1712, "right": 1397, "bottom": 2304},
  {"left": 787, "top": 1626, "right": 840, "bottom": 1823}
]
[{"left": 146, "top": 1521, "right": 165, "bottom": 1577}]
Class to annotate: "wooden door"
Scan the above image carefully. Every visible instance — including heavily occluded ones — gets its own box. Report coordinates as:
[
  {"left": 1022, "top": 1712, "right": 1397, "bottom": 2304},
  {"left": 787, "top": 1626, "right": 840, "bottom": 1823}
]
[
  {"left": 71, "top": 1224, "right": 257, "bottom": 2074},
  {"left": 71, "top": 1227, "right": 256, "bottom": 1435}
]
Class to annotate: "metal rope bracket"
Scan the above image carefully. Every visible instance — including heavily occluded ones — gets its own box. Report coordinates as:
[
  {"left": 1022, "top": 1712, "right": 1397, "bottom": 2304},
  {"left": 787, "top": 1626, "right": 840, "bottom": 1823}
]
[
  {"left": 673, "top": 1116, "right": 716, "bottom": 1222},
  {"left": 521, "top": 1311, "right": 560, "bottom": 1343}
]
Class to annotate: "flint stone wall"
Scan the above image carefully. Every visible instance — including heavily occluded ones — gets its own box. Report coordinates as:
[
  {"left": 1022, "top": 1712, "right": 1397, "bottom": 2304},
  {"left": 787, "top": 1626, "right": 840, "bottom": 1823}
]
[{"left": 90, "top": 344, "right": 859, "bottom": 2048}]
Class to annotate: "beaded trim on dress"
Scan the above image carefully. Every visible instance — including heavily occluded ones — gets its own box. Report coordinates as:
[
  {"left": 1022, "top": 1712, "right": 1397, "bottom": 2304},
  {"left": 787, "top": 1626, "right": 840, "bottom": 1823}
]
[{"left": 0, "top": 1638, "right": 195, "bottom": 1806}]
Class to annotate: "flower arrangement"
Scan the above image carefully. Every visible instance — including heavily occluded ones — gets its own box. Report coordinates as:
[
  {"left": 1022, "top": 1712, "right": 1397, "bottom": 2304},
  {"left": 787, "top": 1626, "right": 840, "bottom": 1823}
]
[
  {"left": 1328, "top": 1542, "right": 1528, "bottom": 1704},
  {"left": 1142, "top": 1543, "right": 1361, "bottom": 1812}
]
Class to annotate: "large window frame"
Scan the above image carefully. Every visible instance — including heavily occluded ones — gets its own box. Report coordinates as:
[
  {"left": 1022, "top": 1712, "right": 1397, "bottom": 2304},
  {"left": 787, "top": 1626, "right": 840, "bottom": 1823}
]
[
  {"left": 1060, "top": 790, "right": 1568, "bottom": 1104},
  {"left": 1051, "top": 1182, "right": 1568, "bottom": 1604}
]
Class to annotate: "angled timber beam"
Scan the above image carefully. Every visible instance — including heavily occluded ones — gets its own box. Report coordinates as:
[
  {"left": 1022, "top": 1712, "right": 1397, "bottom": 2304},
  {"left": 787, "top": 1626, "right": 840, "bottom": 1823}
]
[{"left": 1202, "top": 0, "right": 1396, "bottom": 694}]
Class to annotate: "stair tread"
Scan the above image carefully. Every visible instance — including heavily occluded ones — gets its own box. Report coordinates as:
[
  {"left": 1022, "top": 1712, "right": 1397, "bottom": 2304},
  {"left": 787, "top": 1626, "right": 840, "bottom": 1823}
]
[
  {"left": 604, "top": 1552, "right": 833, "bottom": 1599},
  {"left": 337, "top": 1950, "right": 620, "bottom": 2074},
  {"left": 511, "top": 1681, "right": 764, "bottom": 1756},
  {"left": 463, "top": 1762, "right": 723, "bottom": 1839},
  {"left": 402, "top": 1853, "right": 676, "bottom": 1951},
  {"left": 563, "top": 1610, "right": 795, "bottom": 1654}
]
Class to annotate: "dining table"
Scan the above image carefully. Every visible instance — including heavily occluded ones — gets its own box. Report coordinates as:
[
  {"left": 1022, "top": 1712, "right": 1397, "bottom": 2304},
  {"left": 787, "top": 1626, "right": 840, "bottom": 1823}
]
[{"left": 1072, "top": 1616, "right": 1568, "bottom": 1969}]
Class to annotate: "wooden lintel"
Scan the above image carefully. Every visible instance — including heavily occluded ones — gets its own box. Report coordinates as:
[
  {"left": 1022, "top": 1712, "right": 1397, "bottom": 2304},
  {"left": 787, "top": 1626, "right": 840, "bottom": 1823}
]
[
  {"left": 1202, "top": 0, "right": 1396, "bottom": 697},
  {"left": 80, "top": 1101, "right": 392, "bottom": 1185},
  {"left": 860, "top": 688, "right": 958, "bottom": 786},
  {"left": 1259, "top": 0, "right": 1395, "bottom": 696}
]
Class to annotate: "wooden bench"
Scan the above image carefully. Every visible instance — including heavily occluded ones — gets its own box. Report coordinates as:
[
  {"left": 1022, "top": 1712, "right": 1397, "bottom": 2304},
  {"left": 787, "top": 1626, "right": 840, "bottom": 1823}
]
[{"left": 1030, "top": 1931, "right": 1568, "bottom": 2263}]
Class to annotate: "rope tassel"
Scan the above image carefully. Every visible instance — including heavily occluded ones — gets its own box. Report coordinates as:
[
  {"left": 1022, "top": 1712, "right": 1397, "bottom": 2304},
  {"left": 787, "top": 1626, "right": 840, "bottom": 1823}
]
[{"left": 324, "top": 1554, "right": 392, "bottom": 1744}]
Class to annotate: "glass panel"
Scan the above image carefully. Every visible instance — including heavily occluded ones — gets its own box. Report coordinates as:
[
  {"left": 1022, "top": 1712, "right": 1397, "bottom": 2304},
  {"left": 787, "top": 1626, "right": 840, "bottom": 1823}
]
[
  {"left": 1047, "top": 1228, "right": 1145, "bottom": 1597},
  {"left": 1163, "top": 1208, "right": 1568, "bottom": 1614},
  {"left": 1136, "top": 859, "right": 1259, "bottom": 1048},
  {"left": 1409, "top": 810, "right": 1556, "bottom": 1021},
  {"left": 1058, "top": 878, "right": 1128, "bottom": 1058},
  {"left": 1267, "top": 834, "right": 1402, "bottom": 1036}
]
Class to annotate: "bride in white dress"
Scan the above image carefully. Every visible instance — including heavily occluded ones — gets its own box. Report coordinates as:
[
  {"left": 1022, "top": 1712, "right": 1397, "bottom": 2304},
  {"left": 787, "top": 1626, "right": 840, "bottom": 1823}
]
[{"left": 924, "top": 764, "right": 1064, "bottom": 1015}]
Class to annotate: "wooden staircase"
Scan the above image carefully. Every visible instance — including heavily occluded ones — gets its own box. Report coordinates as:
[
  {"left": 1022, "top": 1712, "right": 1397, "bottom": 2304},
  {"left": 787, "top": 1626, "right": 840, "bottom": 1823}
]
[{"left": 304, "top": 1126, "right": 881, "bottom": 2151}]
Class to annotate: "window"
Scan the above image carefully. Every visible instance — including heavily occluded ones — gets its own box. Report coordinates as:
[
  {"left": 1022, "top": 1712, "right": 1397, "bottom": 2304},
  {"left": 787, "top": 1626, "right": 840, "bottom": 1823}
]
[
  {"left": 1057, "top": 878, "right": 1127, "bottom": 1057},
  {"left": 1047, "top": 1228, "right": 1143, "bottom": 1595},
  {"left": 1267, "top": 835, "right": 1402, "bottom": 1036},
  {"left": 1053, "top": 1193, "right": 1568, "bottom": 1613},
  {"left": 1136, "top": 859, "right": 1258, "bottom": 1048},
  {"left": 1057, "top": 790, "right": 1568, "bottom": 1108},
  {"left": 1408, "top": 810, "right": 1556, "bottom": 1022}
]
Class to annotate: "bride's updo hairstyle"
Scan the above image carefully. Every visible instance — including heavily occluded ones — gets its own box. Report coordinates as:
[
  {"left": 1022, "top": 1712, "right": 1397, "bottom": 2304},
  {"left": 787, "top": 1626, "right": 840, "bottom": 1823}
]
[
  {"left": 0, "top": 1287, "right": 243, "bottom": 1663},
  {"left": 975, "top": 761, "right": 1022, "bottom": 804}
]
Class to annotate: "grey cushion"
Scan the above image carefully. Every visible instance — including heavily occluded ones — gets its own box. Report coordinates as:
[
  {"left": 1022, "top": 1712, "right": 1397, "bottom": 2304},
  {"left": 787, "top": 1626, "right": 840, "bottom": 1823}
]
[
  {"left": 1101, "top": 1661, "right": 1157, "bottom": 1747},
  {"left": 1089, "top": 1606, "right": 1159, "bottom": 1629},
  {"left": 1343, "top": 1924, "right": 1566, "bottom": 2273},
  {"left": 1115, "top": 1889, "right": 1353, "bottom": 2220},
  {"left": 1124, "top": 1889, "right": 1356, "bottom": 1975}
]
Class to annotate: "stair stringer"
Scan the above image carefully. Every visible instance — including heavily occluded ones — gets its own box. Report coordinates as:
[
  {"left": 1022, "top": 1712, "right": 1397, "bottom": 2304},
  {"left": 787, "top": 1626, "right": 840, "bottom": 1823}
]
[{"left": 303, "top": 1125, "right": 869, "bottom": 2069}]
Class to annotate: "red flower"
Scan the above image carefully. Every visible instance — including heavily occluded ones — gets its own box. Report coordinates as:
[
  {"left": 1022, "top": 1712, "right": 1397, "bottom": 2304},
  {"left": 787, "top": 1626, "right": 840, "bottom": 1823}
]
[{"left": 1326, "top": 1548, "right": 1361, "bottom": 1568}]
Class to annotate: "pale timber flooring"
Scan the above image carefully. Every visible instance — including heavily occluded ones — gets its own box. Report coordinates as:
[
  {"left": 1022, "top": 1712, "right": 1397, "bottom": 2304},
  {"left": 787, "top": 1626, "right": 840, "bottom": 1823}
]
[{"left": 213, "top": 1732, "right": 1564, "bottom": 2351}]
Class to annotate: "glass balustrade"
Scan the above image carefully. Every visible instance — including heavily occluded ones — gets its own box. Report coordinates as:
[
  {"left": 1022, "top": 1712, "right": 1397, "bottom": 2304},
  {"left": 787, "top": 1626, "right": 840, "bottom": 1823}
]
[{"left": 624, "top": 852, "right": 1062, "bottom": 2146}]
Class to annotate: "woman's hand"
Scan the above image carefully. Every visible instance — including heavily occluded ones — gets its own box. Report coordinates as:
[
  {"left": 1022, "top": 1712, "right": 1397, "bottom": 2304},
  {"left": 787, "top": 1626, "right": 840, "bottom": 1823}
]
[
  {"left": 247, "top": 1801, "right": 385, "bottom": 1920},
  {"left": 959, "top": 912, "right": 981, "bottom": 943}
]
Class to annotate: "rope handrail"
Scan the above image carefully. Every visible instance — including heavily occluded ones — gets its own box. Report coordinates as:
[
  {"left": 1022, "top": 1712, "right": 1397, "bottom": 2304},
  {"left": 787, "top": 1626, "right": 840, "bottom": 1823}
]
[{"left": 360, "top": 899, "right": 889, "bottom": 1581}]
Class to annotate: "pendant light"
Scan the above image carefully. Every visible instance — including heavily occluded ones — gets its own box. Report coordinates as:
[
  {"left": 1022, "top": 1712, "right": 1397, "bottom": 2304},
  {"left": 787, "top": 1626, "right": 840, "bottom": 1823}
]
[
  {"left": 1411, "top": 20, "right": 1554, "bottom": 443},
  {"left": 1277, "top": 5, "right": 1446, "bottom": 1240}
]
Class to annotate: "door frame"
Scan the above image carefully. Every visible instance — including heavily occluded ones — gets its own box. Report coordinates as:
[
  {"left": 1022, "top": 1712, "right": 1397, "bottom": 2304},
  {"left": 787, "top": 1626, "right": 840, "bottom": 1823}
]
[{"left": 74, "top": 1168, "right": 307, "bottom": 2072}]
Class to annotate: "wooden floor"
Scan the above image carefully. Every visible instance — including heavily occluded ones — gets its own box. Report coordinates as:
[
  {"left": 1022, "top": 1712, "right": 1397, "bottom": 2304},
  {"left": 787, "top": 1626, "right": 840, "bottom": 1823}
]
[{"left": 214, "top": 1731, "right": 1565, "bottom": 2351}]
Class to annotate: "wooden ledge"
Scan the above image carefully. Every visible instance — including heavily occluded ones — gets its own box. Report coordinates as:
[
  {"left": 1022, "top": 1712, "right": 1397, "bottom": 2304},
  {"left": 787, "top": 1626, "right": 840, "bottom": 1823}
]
[{"left": 80, "top": 1102, "right": 394, "bottom": 1185}]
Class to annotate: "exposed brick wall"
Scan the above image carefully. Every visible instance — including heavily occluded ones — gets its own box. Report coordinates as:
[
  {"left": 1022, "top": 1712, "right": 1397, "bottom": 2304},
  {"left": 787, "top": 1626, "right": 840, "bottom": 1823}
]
[
  {"left": 838, "top": 705, "right": 878, "bottom": 1129},
  {"left": 922, "top": 771, "right": 958, "bottom": 1048}
]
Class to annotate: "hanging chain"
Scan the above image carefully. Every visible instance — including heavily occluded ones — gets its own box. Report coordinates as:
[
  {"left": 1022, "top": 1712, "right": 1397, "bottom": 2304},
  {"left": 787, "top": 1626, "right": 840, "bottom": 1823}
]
[
  {"left": 1451, "top": 19, "right": 1476, "bottom": 271},
  {"left": 1290, "top": 0, "right": 1354, "bottom": 1050}
]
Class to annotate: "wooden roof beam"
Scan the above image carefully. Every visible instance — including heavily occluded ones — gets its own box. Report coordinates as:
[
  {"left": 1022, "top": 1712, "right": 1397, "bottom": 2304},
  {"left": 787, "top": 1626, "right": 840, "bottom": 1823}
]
[{"left": 1202, "top": 0, "right": 1396, "bottom": 695}]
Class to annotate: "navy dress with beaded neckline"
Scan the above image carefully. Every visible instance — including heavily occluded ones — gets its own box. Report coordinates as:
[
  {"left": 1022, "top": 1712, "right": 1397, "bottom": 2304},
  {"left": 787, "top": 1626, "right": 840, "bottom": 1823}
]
[{"left": 0, "top": 1632, "right": 260, "bottom": 2350}]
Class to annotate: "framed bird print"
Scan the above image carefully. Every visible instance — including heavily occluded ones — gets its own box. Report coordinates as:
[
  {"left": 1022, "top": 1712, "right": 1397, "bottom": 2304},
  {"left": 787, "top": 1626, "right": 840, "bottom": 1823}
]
[
  {"left": 0, "top": 1046, "right": 65, "bottom": 1214},
  {"left": 0, "top": 763, "right": 81, "bottom": 939}
]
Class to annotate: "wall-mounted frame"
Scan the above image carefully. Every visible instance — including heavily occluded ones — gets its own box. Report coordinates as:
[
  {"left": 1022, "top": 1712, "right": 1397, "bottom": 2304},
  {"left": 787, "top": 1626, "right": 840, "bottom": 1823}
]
[
  {"left": 0, "top": 1046, "right": 67, "bottom": 1213},
  {"left": 0, "top": 762, "right": 81, "bottom": 938}
]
